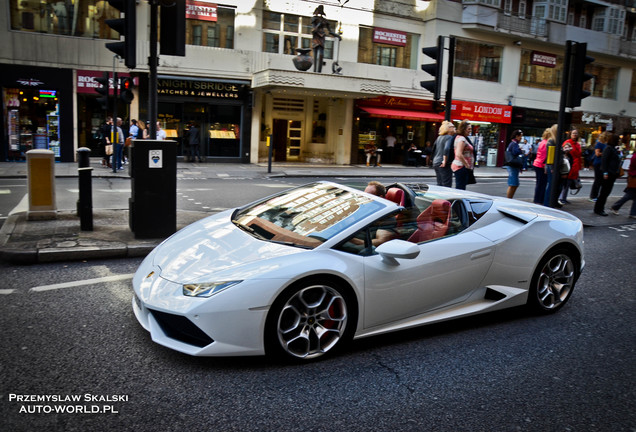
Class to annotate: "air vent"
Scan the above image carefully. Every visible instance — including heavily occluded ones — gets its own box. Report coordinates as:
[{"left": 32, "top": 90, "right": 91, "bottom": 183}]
[{"left": 272, "top": 97, "right": 305, "bottom": 112}]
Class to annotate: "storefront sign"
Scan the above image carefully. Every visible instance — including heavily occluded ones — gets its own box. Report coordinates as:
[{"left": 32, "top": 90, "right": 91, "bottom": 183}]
[
  {"left": 373, "top": 28, "right": 407, "bottom": 47},
  {"left": 186, "top": 1, "right": 217, "bottom": 22},
  {"left": 16, "top": 78, "right": 44, "bottom": 87},
  {"left": 158, "top": 78, "right": 245, "bottom": 99},
  {"left": 581, "top": 112, "right": 614, "bottom": 125},
  {"left": 452, "top": 101, "right": 512, "bottom": 124},
  {"left": 358, "top": 96, "right": 433, "bottom": 111},
  {"left": 76, "top": 70, "right": 136, "bottom": 94},
  {"left": 531, "top": 51, "right": 557, "bottom": 68}
]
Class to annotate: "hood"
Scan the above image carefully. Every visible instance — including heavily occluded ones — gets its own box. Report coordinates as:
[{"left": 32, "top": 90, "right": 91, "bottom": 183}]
[{"left": 152, "top": 212, "right": 303, "bottom": 283}]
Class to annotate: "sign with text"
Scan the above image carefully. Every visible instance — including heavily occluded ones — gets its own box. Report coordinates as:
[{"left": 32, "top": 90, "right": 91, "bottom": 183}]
[
  {"left": 373, "top": 28, "right": 407, "bottom": 47},
  {"left": 531, "top": 51, "right": 557, "bottom": 68},
  {"left": 452, "top": 100, "right": 512, "bottom": 124},
  {"left": 186, "top": 1, "right": 217, "bottom": 22},
  {"left": 76, "top": 70, "right": 136, "bottom": 94},
  {"left": 158, "top": 78, "right": 247, "bottom": 99}
]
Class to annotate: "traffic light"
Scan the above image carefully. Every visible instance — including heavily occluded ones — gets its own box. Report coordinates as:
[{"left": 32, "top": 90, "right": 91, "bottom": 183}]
[
  {"left": 566, "top": 42, "right": 594, "bottom": 108},
  {"left": 420, "top": 35, "right": 444, "bottom": 101},
  {"left": 120, "top": 77, "right": 135, "bottom": 103},
  {"left": 95, "top": 72, "right": 110, "bottom": 110},
  {"left": 160, "top": 0, "right": 186, "bottom": 56},
  {"left": 105, "top": 0, "right": 137, "bottom": 69}
]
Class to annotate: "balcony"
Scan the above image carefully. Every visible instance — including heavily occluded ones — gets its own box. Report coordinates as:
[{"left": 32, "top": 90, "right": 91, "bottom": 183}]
[{"left": 461, "top": 4, "right": 547, "bottom": 39}]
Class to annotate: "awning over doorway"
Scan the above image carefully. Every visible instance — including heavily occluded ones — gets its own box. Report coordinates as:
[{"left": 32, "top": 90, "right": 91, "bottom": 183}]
[{"left": 359, "top": 107, "right": 445, "bottom": 121}]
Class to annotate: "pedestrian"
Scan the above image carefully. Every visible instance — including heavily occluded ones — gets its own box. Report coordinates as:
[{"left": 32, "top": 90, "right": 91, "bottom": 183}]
[
  {"left": 114, "top": 117, "right": 125, "bottom": 170},
  {"left": 559, "top": 129, "right": 582, "bottom": 204},
  {"left": 188, "top": 122, "right": 202, "bottom": 162},
  {"left": 384, "top": 131, "right": 396, "bottom": 164},
  {"left": 100, "top": 116, "right": 113, "bottom": 168},
  {"left": 451, "top": 120, "right": 474, "bottom": 190},
  {"left": 610, "top": 153, "right": 636, "bottom": 219},
  {"left": 505, "top": 129, "right": 523, "bottom": 199},
  {"left": 521, "top": 138, "right": 531, "bottom": 171},
  {"left": 365, "top": 142, "right": 381, "bottom": 167},
  {"left": 594, "top": 133, "right": 622, "bottom": 216},
  {"left": 589, "top": 131, "right": 609, "bottom": 202},
  {"left": 156, "top": 122, "right": 167, "bottom": 140},
  {"left": 143, "top": 121, "right": 150, "bottom": 139},
  {"left": 432, "top": 121, "right": 455, "bottom": 187},
  {"left": 128, "top": 119, "right": 139, "bottom": 139},
  {"left": 532, "top": 128, "right": 551, "bottom": 205},
  {"left": 543, "top": 124, "right": 559, "bottom": 207}
]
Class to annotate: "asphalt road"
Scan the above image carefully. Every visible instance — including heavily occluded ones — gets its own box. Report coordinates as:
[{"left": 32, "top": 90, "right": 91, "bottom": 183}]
[{"left": 0, "top": 222, "right": 634, "bottom": 431}]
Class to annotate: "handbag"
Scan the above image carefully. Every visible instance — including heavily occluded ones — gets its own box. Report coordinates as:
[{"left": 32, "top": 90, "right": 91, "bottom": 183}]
[
  {"left": 569, "top": 178, "right": 582, "bottom": 194},
  {"left": 628, "top": 175, "right": 636, "bottom": 189},
  {"left": 125, "top": 137, "right": 132, "bottom": 147},
  {"left": 504, "top": 150, "right": 522, "bottom": 168},
  {"left": 105, "top": 144, "right": 113, "bottom": 156},
  {"left": 467, "top": 169, "right": 477, "bottom": 185}
]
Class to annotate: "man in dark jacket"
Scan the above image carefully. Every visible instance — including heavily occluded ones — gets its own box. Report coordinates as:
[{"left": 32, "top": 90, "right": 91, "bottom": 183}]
[{"left": 594, "top": 133, "right": 622, "bottom": 216}]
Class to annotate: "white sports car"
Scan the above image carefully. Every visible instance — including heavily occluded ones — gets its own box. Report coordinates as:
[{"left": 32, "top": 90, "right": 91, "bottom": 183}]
[{"left": 132, "top": 181, "right": 584, "bottom": 360}]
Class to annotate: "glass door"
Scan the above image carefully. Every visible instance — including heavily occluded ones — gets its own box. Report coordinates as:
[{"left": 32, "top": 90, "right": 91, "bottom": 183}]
[{"left": 287, "top": 120, "right": 302, "bottom": 161}]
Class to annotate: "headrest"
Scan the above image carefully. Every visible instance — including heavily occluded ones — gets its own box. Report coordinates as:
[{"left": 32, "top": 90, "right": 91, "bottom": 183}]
[{"left": 386, "top": 188, "right": 405, "bottom": 206}]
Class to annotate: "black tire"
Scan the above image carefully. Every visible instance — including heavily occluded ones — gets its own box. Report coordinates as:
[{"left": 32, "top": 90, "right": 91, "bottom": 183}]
[
  {"left": 265, "top": 278, "right": 356, "bottom": 361},
  {"left": 528, "top": 248, "right": 578, "bottom": 313}
]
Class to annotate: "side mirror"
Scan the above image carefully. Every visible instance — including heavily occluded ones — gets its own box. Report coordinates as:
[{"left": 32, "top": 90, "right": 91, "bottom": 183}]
[{"left": 376, "top": 240, "right": 420, "bottom": 265}]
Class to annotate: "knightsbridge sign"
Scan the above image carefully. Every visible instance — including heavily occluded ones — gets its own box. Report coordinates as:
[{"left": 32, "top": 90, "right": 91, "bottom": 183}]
[{"left": 157, "top": 78, "right": 247, "bottom": 98}]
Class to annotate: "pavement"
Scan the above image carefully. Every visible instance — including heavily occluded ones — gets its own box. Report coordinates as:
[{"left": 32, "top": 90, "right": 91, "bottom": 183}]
[{"left": 0, "top": 158, "right": 630, "bottom": 264}]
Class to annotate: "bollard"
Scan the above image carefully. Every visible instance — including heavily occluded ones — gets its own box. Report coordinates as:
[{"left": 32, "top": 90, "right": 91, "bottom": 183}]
[
  {"left": 77, "top": 147, "right": 93, "bottom": 231},
  {"left": 26, "top": 149, "right": 57, "bottom": 220}
]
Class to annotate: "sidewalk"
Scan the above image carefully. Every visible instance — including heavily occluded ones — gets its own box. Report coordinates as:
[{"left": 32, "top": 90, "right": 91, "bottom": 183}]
[{"left": 0, "top": 159, "right": 627, "bottom": 264}]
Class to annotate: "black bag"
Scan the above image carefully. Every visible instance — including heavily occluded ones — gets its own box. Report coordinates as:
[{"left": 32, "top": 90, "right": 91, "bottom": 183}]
[
  {"left": 569, "top": 178, "right": 582, "bottom": 194},
  {"left": 504, "top": 150, "right": 522, "bottom": 168},
  {"left": 467, "top": 169, "right": 477, "bottom": 185}
]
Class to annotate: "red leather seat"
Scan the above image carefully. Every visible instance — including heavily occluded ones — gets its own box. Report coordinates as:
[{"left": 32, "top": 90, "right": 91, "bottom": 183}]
[
  {"left": 407, "top": 199, "right": 451, "bottom": 243},
  {"left": 385, "top": 188, "right": 405, "bottom": 206}
]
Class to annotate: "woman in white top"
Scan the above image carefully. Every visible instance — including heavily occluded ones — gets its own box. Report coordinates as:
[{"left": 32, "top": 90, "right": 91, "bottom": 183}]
[{"left": 451, "top": 120, "right": 474, "bottom": 190}]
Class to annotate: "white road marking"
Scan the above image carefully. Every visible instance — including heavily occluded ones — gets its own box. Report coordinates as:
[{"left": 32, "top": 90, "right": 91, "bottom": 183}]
[
  {"left": 0, "top": 289, "right": 16, "bottom": 295},
  {"left": 0, "top": 189, "right": 11, "bottom": 194},
  {"left": 30, "top": 274, "right": 134, "bottom": 292}
]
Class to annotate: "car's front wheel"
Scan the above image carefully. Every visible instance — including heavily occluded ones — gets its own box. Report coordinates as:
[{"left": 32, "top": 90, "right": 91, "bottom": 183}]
[
  {"left": 529, "top": 249, "right": 578, "bottom": 313},
  {"left": 266, "top": 279, "right": 355, "bottom": 360}
]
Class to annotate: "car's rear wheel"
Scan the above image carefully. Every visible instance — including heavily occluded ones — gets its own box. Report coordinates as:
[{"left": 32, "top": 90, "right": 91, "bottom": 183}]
[
  {"left": 266, "top": 280, "right": 354, "bottom": 360},
  {"left": 529, "top": 249, "right": 577, "bottom": 313}
]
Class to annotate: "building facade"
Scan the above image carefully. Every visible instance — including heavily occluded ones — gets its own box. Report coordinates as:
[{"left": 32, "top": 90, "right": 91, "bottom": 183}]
[{"left": 1, "top": 0, "right": 635, "bottom": 164}]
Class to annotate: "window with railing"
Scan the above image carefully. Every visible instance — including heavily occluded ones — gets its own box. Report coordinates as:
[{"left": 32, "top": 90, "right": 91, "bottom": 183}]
[
  {"left": 262, "top": 11, "right": 336, "bottom": 58},
  {"left": 533, "top": 0, "right": 566, "bottom": 23},
  {"left": 454, "top": 39, "right": 502, "bottom": 82},
  {"left": 592, "top": 7, "right": 625, "bottom": 35}
]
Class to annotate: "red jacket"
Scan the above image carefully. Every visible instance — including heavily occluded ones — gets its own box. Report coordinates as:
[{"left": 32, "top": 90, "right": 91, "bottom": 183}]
[{"left": 562, "top": 139, "right": 582, "bottom": 180}]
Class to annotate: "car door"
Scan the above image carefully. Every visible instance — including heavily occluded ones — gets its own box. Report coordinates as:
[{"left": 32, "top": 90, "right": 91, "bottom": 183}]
[{"left": 363, "top": 231, "right": 495, "bottom": 329}]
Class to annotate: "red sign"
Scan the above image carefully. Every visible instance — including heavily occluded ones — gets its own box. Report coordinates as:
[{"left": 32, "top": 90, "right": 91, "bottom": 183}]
[
  {"left": 373, "top": 28, "right": 407, "bottom": 47},
  {"left": 531, "top": 51, "right": 557, "bottom": 68},
  {"left": 358, "top": 96, "right": 433, "bottom": 111},
  {"left": 186, "top": 1, "right": 217, "bottom": 22},
  {"left": 451, "top": 100, "right": 512, "bottom": 124},
  {"left": 76, "top": 70, "right": 136, "bottom": 95}
]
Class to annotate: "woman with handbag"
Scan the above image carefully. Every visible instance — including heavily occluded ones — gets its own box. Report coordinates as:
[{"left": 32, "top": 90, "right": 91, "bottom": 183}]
[
  {"left": 505, "top": 130, "right": 524, "bottom": 198},
  {"left": 610, "top": 153, "right": 636, "bottom": 219}
]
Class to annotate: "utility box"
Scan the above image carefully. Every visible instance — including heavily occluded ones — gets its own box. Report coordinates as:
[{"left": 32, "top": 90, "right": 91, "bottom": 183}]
[
  {"left": 26, "top": 149, "right": 57, "bottom": 220},
  {"left": 129, "top": 140, "right": 177, "bottom": 239}
]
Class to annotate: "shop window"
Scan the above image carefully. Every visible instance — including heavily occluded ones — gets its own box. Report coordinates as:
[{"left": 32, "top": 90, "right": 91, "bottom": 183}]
[
  {"left": 312, "top": 100, "right": 327, "bottom": 143},
  {"left": 262, "top": 11, "right": 334, "bottom": 58},
  {"left": 186, "top": 5, "right": 235, "bottom": 48},
  {"left": 9, "top": 0, "right": 121, "bottom": 38},
  {"left": 518, "top": 50, "right": 564, "bottom": 90},
  {"left": 358, "top": 27, "right": 415, "bottom": 70},
  {"left": 455, "top": 39, "right": 502, "bottom": 83}
]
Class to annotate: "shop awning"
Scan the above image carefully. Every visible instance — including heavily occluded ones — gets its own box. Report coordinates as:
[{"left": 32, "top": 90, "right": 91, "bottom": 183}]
[{"left": 360, "top": 107, "right": 445, "bottom": 121}]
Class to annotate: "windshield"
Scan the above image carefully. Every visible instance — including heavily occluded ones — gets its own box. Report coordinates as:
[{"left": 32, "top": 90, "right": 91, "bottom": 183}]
[{"left": 232, "top": 183, "right": 385, "bottom": 248}]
